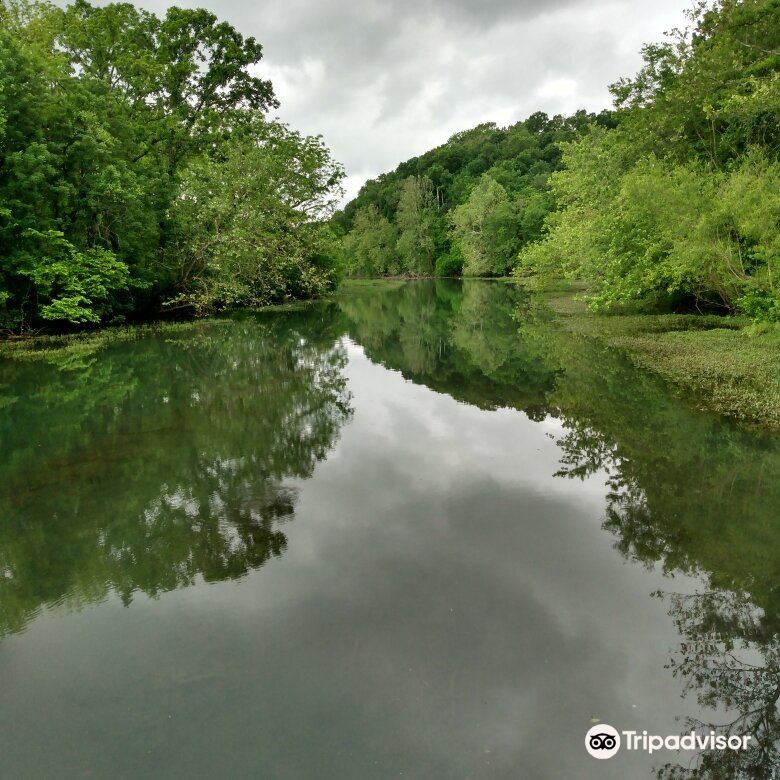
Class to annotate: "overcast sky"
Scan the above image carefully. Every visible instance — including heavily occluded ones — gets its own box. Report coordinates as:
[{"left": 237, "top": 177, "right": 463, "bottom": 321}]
[{"left": 123, "top": 0, "right": 689, "bottom": 202}]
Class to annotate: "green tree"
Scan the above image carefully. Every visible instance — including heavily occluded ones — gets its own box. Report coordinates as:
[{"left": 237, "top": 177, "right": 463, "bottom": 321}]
[
  {"left": 343, "top": 205, "right": 398, "bottom": 277},
  {"left": 517, "top": 0, "right": 780, "bottom": 319},
  {"left": 449, "top": 175, "right": 521, "bottom": 276},
  {"left": 395, "top": 176, "right": 438, "bottom": 275},
  {"left": 336, "top": 111, "right": 612, "bottom": 279},
  {"left": 0, "top": 0, "right": 342, "bottom": 332},
  {"left": 167, "top": 121, "right": 344, "bottom": 314}
]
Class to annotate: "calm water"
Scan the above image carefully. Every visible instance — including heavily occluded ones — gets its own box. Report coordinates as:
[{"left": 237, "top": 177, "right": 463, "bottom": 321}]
[{"left": 1, "top": 280, "right": 779, "bottom": 779}]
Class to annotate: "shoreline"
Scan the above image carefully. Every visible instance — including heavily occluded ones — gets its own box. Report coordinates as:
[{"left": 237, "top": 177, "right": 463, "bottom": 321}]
[
  {"left": 0, "top": 299, "right": 327, "bottom": 359},
  {"left": 4, "top": 277, "right": 778, "bottom": 434},
  {"left": 539, "top": 286, "right": 780, "bottom": 432}
]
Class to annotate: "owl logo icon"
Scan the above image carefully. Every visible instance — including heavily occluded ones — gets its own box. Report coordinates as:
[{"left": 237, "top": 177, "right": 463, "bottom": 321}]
[{"left": 585, "top": 724, "right": 621, "bottom": 759}]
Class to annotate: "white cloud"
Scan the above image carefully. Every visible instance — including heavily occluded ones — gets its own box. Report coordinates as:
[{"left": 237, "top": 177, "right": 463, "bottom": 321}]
[
  {"left": 93, "top": 0, "right": 690, "bottom": 201},
  {"left": 536, "top": 77, "right": 579, "bottom": 100}
]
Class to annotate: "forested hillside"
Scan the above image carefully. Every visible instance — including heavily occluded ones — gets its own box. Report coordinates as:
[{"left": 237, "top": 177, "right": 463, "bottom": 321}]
[
  {"left": 4, "top": 0, "right": 777, "bottom": 331},
  {"left": 334, "top": 111, "right": 614, "bottom": 277},
  {"left": 338, "top": 0, "right": 780, "bottom": 322},
  {"left": 520, "top": 0, "right": 780, "bottom": 320},
  {"left": 0, "top": 0, "right": 344, "bottom": 333}
]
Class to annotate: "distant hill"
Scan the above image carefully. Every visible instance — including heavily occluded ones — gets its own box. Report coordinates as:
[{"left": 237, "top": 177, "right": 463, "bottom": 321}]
[{"left": 334, "top": 110, "right": 615, "bottom": 277}]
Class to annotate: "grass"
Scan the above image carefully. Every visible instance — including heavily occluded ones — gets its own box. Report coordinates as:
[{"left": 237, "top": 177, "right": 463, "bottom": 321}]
[{"left": 543, "top": 287, "right": 780, "bottom": 431}]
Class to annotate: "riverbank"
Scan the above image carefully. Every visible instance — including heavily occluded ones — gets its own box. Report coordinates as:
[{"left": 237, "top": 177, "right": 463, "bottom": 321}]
[
  {"left": 0, "top": 320, "right": 212, "bottom": 362},
  {"left": 0, "top": 300, "right": 324, "bottom": 362},
  {"left": 541, "top": 286, "right": 780, "bottom": 431},
  {"left": 5, "top": 277, "right": 778, "bottom": 433}
]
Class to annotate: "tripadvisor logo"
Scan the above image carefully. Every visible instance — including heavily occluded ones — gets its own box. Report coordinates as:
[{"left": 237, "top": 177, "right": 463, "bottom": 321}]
[
  {"left": 585, "top": 724, "right": 621, "bottom": 759},
  {"left": 585, "top": 723, "right": 753, "bottom": 760}
]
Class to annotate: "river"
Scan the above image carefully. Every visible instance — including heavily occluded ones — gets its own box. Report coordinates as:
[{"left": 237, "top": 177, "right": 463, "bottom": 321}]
[{"left": 1, "top": 280, "right": 778, "bottom": 778}]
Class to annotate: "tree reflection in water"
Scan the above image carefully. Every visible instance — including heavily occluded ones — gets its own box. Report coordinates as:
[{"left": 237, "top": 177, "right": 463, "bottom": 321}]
[
  {"left": 0, "top": 306, "right": 352, "bottom": 635},
  {"left": 650, "top": 589, "right": 780, "bottom": 779},
  {"left": 339, "top": 279, "right": 780, "bottom": 778},
  {"left": 2, "top": 280, "right": 779, "bottom": 779}
]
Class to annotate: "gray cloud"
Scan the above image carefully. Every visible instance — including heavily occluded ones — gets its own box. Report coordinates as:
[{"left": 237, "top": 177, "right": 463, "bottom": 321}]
[{"left": 103, "top": 0, "right": 689, "bottom": 201}]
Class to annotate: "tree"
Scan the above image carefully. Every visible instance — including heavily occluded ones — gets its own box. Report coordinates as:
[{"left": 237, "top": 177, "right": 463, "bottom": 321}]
[
  {"left": 449, "top": 175, "right": 521, "bottom": 276},
  {"left": 167, "top": 121, "right": 344, "bottom": 313},
  {"left": 395, "top": 176, "right": 438, "bottom": 275},
  {"left": 611, "top": 0, "right": 780, "bottom": 167},
  {"left": 0, "top": 0, "right": 343, "bottom": 331},
  {"left": 517, "top": 0, "right": 780, "bottom": 320},
  {"left": 343, "top": 205, "right": 398, "bottom": 276},
  {"left": 336, "top": 110, "right": 607, "bottom": 278}
]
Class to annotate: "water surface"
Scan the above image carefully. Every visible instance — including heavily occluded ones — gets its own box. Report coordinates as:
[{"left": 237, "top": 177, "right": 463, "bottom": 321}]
[{"left": 1, "top": 280, "right": 778, "bottom": 778}]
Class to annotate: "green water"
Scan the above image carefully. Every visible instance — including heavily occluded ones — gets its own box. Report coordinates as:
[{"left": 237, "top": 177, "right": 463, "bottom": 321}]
[{"left": 1, "top": 280, "right": 778, "bottom": 779}]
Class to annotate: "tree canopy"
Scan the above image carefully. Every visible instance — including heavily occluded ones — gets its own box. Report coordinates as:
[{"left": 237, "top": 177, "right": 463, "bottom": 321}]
[
  {"left": 518, "top": 0, "right": 780, "bottom": 319},
  {"left": 0, "top": 0, "right": 344, "bottom": 332},
  {"left": 336, "top": 111, "right": 614, "bottom": 278},
  {"left": 338, "top": 0, "right": 779, "bottom": 322}
]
